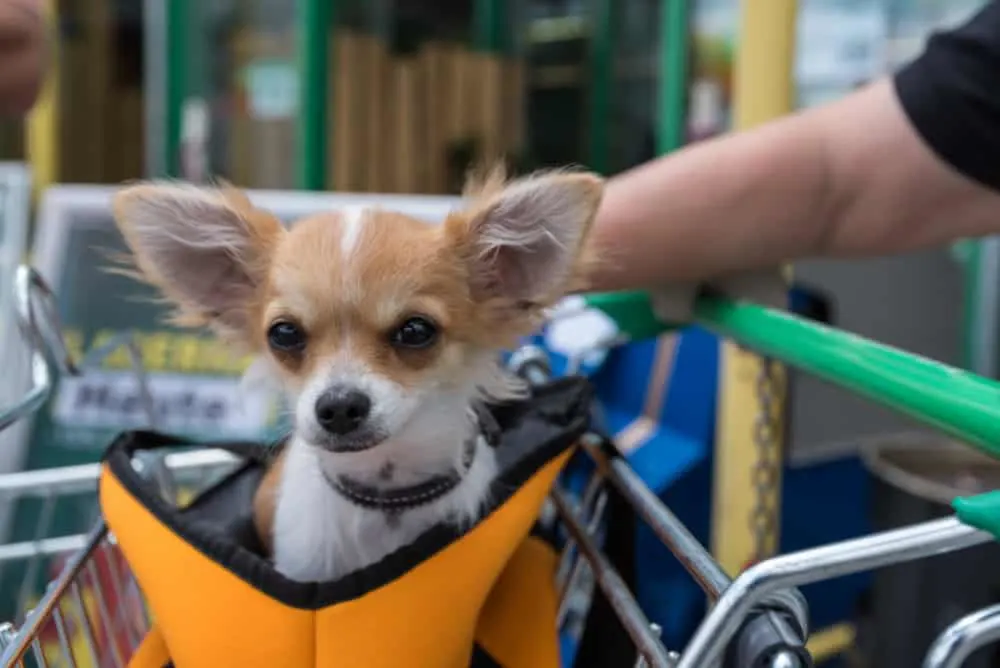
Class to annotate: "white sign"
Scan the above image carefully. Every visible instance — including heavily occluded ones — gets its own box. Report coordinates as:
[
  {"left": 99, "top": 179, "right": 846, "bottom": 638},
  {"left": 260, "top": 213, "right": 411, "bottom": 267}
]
[
  {"left": 243, "top": 59, "right": 300, "bottom": 121},
  {"left": 795, "top": 2, "right": 889, "bottom": 88},
  {"left": 52, "top": 371, "right": 274, "bottom": 437}
]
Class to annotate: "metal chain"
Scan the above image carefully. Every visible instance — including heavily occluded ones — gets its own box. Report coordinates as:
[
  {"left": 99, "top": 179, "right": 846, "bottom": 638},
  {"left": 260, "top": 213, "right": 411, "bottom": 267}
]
[{"left": 749, "top": 354, "right": 784, "bottom": 564}]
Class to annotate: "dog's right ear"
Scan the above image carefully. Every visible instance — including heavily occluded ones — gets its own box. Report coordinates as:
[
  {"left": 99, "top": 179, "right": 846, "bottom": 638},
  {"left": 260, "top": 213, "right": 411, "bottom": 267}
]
[{"left": 112, "top": 182, "right": 284, "bottom": 342}]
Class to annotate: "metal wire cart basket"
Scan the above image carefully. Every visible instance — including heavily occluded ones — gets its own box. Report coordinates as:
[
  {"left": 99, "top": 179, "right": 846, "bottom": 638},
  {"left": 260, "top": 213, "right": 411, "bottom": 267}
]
[{"left": 1, "top": 256, "right": 1000, "bottom": 668}]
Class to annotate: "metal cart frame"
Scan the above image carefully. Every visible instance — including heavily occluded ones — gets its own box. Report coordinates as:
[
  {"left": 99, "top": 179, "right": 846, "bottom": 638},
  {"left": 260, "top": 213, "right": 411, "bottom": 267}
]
[{"left": 2, "top": 262, "right": 1000, "bottom": 667}]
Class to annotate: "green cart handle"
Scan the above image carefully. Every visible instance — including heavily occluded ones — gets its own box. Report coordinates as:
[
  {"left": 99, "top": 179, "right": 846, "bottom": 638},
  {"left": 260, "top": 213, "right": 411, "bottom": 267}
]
[
  {"left": 584, "top": 289, "right": 1000, "bottom": 459},
  {"left": 954, "top": 492, "right": 1000, "bottom": 541},
  {"left": 582, "top": 290, "right": 682, "bottom": 340},
  {"left": 585, "top": 289, "right": 1000, "bottom": 538}
]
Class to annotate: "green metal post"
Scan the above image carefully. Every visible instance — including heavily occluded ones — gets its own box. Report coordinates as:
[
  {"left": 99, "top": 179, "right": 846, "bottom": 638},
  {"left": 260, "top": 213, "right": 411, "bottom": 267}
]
[
  {"left": 960, "top": 239, "right": 982, "bottom": 371},
  {"left": 297, "top": 0, "right": 333, "bottom": 190},
  {"left": 658, "top": 0, "right": 689, "bottom": 154},
  {"left": 165, "top": 0, "right": 189, "bottom": 177},
  {"left": 474, "top": 0, "right": 506, "bottom": 52},
  {"left": 588, "top": 0, "right": 613, "bottom": 173}
]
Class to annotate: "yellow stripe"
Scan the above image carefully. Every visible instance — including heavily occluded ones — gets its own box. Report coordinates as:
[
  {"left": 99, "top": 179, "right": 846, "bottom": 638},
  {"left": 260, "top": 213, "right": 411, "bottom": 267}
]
[
  {"left": 806, "top": 623, "right": 856, "bottom": 662},
  {"left": 615, "top": 416, "right": 657, "bottom": 455},
  {"left": 614, "top": 333, "right": 679, "bottom": 455},
  {"left": 27, "top": 0, "right": 60, "bottom": 198},
  {"left": 710, "top": 0, "right": 798, "bottom": 575},
  {"left": 642, "top": 334, "right": 677, "bottom": 419}
]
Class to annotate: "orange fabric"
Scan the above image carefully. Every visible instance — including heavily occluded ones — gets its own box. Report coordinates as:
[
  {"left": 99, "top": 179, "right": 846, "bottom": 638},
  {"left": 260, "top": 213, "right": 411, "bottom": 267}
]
[
  {"left": 312, "top": 450, "right": 571, "bottom": 668},
  {"left": 100, "top": 449, "right": 572, "bottom": 668},
  {"left": 101, "top": 471, "right": 315, "bottom": 668},
  {"left": 475, "top": 536, "right": 561, "bottom": 668},
  {"left": 127, "top": 626, "right": 169, "bottom": 668}
]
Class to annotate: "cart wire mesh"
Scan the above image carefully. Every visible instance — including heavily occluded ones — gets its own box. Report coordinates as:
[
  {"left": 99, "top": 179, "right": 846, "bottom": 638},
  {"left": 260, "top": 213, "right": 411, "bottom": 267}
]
[{"left": 3, "top": 262, "right": 1000, "bottom": 668}]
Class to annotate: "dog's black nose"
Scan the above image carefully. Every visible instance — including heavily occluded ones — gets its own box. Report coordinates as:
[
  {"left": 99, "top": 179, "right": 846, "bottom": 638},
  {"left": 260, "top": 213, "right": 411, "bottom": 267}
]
[{"left": 315, "top": 388, "right": 371, "bottom": 435}]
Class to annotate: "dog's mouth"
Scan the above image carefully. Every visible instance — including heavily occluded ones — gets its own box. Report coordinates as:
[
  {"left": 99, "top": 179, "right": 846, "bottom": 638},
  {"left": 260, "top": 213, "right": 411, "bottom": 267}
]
[{"left": 308, "top": 426, "right": 390, "bottom": 454}]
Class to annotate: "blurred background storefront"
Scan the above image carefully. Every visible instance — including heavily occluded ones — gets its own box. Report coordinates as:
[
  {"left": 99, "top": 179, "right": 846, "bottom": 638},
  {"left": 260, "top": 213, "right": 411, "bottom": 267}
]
[
  {"left": 11, "top": 0, "right": 986, "bottom": 194},
  {"left": 0, "top": 4, "right": 997, "bottom": 666}
]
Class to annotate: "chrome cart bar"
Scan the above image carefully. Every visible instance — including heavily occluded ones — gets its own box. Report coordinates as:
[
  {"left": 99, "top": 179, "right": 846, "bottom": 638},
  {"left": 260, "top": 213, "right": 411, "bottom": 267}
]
[
  {"left": 923, "top": 603, "right": 1000, "bottom": 668},
  {"left": 0, "top": 448, "right": 239, "bottom": 501},
  {"left": 677, "top": 517, "right": 991, "bottom": 668},
  {"left": 551, "top": 487, "right": 675, "bottom": 668},
  {"left": 579, "top": 434, "right": 729, "bottom": 599},
  {"left": 0, "top": 521, "right": 109, "bottom": 666},
  {"left": 510, "top": 347, "right": 809, "bottom": 668},
  {"left": 0, "top": 267, "right": 59, "bottom": 431},
  {"left": 0, "top": 448, "right": 241, "bottom": 565},
  {"left": 577, "top": 434, "right": 810, "bottom": 668},
  {"left": 511, "top": 347, "right": 675, "bottom": 667}
]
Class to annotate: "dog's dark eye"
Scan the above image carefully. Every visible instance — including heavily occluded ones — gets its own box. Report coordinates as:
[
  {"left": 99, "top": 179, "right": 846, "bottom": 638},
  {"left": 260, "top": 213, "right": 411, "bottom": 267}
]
[
  {"left": 267, "top": 321, "right": 307, "bottom": 352},
  {"left": 390, "top": 316, "right": 438, "bottom": 349}
]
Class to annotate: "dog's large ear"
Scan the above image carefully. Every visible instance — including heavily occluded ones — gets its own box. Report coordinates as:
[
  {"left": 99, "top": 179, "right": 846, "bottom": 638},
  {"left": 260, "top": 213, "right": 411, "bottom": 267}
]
[
  {"left": 112, "top": 182, "right": 284, "bottom": 341},
  {"left": 453, "top": 171, "right": 604, "bottom": 305}
]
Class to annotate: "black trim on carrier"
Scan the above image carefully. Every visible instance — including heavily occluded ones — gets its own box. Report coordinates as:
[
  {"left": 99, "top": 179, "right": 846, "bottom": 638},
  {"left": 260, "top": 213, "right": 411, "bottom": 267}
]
[{"left": 102, "top": 376, "right": 592, "bottom": 610}]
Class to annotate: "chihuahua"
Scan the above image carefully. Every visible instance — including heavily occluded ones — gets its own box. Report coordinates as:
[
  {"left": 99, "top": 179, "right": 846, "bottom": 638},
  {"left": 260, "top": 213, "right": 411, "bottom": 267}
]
[{"left": 111, "top": 168, "right": 603, "bottom": 582}]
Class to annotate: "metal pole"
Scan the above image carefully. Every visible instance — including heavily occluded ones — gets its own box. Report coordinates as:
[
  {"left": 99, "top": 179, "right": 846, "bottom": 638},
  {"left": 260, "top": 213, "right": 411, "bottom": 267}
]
[
  {"left": 657, "top": 0, "right": 689, "bottom": 154},
  {"left": 143, "top": 0, "right": 168, "bottom": 177},
  {"left": 677, "top": 517, "right": 990, "bottom": 668},
  {"left": 296, "top": 0, "right": 332, "bottom": 190},
  {"left": 580, "top": 436, "right": 729, "bottom": 598},
  {"left": 551, "top": 487, "right": 674, "bottom": 668},
  {"left": 966, "top": 237, "right": 1000, "bottom": 376},
  {"left": 25, "top": 0, "right": 60, "bottom": 196},
  {"left": 923, "top": 603, "right": 1000, "bottom": 668},
  {"left": 474, "top": 0, "right": 505, "bottom": 52},
  {"left": 711, "top": 0, "right": 799, "bottom": 577},
  {"left": 165, "top": 0, "right": 189, "bottom": 177},
  {"left": 588, "top": 0, "right": 613, "bottom": 173}
]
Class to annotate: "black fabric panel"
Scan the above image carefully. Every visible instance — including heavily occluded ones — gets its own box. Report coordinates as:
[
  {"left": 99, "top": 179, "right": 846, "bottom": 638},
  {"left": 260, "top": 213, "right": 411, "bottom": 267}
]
[
  {"left": 469, "top": 644, "right": 503, "bottom": 668},
  {"left": 102, "top": 376, "right": 591, "bottom": 610},
  {"left": 894, "top": 1, "right": 1000, "bottom": 191},
  {"left": 572, "top": 444, "right": 640, "bottom": 668}
]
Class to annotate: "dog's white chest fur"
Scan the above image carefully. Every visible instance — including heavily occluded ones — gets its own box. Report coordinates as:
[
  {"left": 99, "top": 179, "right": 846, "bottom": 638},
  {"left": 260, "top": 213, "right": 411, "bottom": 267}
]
[{"left": 271, "top": 437, "right": 498, "bottom": 583}]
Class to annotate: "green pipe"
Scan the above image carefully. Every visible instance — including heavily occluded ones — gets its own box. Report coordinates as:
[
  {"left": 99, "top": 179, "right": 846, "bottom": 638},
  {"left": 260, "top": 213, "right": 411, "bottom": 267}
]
[
  {"left": 165, "top": 0, "right": 189, "bottom": 177},
  {"left": 473, "top": 0, "right": 506, "bottom": 53},
  {"left": 657, "top": 0, "right": 689, "bottom": 154},
  {"left": 296, "top": 0, "right": 332, "bottom": 190},
  {"left": 957, "top": 238, "right": 983, "bottom": 372},
  {"left": 587, "top": 0, "right": 613, "bottom": 173},
  {"left": 692, "top": 295, "right": 1000, "bottom": 456},
  {"left": 586, "top": 289, "right": 1000, "bottom": 456}
]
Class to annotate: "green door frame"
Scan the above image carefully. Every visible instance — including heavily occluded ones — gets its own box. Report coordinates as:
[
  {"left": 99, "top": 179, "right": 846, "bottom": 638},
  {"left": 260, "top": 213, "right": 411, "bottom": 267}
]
[
  {"left": 588, "top": 0, "right": 614, "bottom": 173},
  {"left": 658, "top": 0, "right": 690, "bottom": 155},
  {"left": 296, "top": 0, "right": 334, "bottom": 190},
  {"left": 165, "top": 0, "right": 336, "bottom": 189},
  {"left": 164, "top": 0, "right": 188, "bottom": 177}
]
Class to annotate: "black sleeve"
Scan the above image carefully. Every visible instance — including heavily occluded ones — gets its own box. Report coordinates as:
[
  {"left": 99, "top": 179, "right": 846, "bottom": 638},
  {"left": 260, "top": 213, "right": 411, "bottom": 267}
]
[{"left": 894, "top": 1, "right": 1000, "bottom": 191}]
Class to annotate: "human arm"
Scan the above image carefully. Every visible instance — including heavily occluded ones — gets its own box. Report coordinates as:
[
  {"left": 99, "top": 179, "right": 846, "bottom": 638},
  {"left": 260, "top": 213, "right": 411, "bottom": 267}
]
[
  {"left": 0, "top": 0, "right": 45, "bottom": 117},
  {"left": 588, "top": 2, "right": 1000, "bottom": 294}
]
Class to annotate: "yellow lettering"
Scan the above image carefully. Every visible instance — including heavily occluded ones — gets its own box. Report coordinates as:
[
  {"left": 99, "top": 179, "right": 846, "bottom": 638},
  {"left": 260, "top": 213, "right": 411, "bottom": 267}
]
[
  {"left": 69, "top": 329, "right": 260, "bottom": 376},
  {"left": 89, "top": 330, "right": 132, "bottom": 369},
  {"left": 141, "top": 333, "right": 170, "bottom": 371},
  {"left": 60, "top": 328, "right": 85, "bottom": 364},
  {"left": 174, "top": 334, "right": 201, "bottom": 373}
]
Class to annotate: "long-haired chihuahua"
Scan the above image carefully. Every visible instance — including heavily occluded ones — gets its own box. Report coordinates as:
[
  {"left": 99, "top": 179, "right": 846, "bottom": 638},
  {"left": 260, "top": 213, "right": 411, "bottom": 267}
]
[{"left": 111, "top": 168, "right": 603, "bottom": 582}]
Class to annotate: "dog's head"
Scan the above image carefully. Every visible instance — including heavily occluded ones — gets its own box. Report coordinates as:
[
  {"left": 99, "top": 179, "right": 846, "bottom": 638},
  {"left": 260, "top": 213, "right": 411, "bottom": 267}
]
[{"left": 112, "top": 170, "right": 603, "bottom": 472}]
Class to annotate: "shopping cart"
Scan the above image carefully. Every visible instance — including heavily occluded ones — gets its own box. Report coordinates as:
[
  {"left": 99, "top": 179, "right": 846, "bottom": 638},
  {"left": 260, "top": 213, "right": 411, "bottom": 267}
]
[{"left": 0, "top": 264, "right": 1000, "bottom": 668}]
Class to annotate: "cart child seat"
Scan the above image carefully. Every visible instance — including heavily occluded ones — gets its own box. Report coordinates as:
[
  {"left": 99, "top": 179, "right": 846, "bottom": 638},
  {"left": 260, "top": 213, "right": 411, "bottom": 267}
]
[{"left": 98, "top": 376, "right": 596, "bottom": 668}]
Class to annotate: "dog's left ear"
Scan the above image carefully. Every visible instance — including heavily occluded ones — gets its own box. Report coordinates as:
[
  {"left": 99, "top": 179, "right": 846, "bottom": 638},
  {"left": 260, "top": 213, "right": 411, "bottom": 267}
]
[
  {"left": 455, "top": 172, "right": 604, "bottom": 304},
  {"left": 111, "top": 182, "right": 285, "bottom": 343}
]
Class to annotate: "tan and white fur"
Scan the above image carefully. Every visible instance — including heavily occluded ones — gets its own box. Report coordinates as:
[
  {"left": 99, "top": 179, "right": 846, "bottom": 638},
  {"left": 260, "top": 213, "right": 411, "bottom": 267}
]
[{"left": 111, "top": 168, "right": 604, "bottom": 583}]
